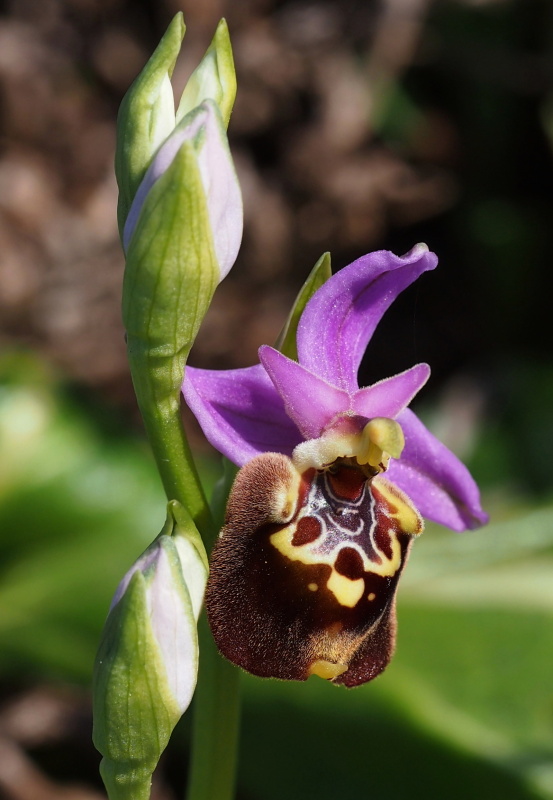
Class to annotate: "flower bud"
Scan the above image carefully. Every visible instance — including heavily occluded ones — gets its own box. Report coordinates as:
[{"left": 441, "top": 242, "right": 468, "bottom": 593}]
[
  {"left": 115, "top": 14, "right": 184, "bottom": 236},
  {"left": 93, "top": 502, "right": 208, "bottom": 800},
  {"left": 123, "top": 98, "right": 242, "bottom": 266},
  {"left": 122, "top": 99, "right": 243, "bottom": 377},
  {"left": 176, "top": 18, "right": 236, "bottom": 129},
  {"left": 117, "top": 18, "right": 242, "bottom": 517},
  {"left": 116, "top": 13, "right": 237, "bottom": 238}
]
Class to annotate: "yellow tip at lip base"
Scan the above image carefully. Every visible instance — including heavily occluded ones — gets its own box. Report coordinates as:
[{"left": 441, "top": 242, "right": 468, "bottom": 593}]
[{"left": 308, "top": 660, "right": 348, "bottom": 680}]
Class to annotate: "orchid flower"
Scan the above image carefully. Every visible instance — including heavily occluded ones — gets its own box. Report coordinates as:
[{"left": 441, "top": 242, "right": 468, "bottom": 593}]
[{"left": 183, "top": 244, "right": 488, "bottom": 687}]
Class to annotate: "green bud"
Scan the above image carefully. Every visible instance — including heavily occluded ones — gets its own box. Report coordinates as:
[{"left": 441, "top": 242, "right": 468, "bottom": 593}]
[
  {"left": 93, "top": 502, "right": 208, "bottom": 800},
  {"left": 177, "top": 18, "right": 236, "bottom": 128},
  {"left": 115, "top": 13, "right": 185, "bottom": 236},
  {"left": 116, "top": 14, "right": 237, "bottom": 240},
  {"left": 122, "top": 100, "right": 242, "bottom": 406}
]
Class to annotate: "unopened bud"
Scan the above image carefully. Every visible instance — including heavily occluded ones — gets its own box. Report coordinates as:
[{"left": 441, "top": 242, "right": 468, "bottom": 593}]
[{"left": 93, "top": 502, "right": 208, "bottom": 800}]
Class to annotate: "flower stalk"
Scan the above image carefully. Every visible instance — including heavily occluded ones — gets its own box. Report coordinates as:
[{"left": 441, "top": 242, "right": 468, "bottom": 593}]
[
  {"left": 187, "top": 614, "right": 241, "bottom": 800},
  {"left": 117, "top": 10, "right": 240, "bottom": 527},
  {"left": 186, "top": 460, "right": 241, "bottom": 800},
  {"left": 122, "top": 125, "right": 221, "bottom": 527}
]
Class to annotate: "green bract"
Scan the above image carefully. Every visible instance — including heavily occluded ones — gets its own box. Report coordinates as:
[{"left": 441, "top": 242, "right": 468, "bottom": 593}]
[
  {"left": 93, "top": 502, "right": 208, "bottom": 800},
  {"left": 275, "top": 252, "right": 332, "bottom": 360},
  {"left": 122, "top": 100, "right": 243, "bottom": 509}
]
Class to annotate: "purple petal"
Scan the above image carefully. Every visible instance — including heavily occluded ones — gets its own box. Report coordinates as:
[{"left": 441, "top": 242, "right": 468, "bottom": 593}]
[
  {"left": 259, "top": 346, "right": 350, "bottom": 440},
  {"left": 386, "top": 408, "right": 489, "bottom": 531},
  {"left": 297, "top": 245, "right": 438, "bottom": 393},
  {"left": 183, "top": 364, "right": 301, "bottom": 465},
  {"left": 196, "top": 103, "right": 243, "bottom": 279},
  {"left": 352, "top": 364, "right": 430, "bottom": 420}
]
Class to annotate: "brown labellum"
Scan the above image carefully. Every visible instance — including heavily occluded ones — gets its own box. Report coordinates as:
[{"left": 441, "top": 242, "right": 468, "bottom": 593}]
[{"left": 206, "top": 452, "right": 422, "bottom": 687}]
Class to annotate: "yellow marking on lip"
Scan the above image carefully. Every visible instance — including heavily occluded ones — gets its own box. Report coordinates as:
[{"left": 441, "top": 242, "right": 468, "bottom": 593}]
[
  {"left": 270, "top": 525, "right": 402, "bottom": 578},
  {"left": 373, "top": 477, "right": 424, "bottom": 536},
  {"left": 327, "top": 570, "right": 365, "bottom": 607},
  {"left": 309, "top": 660, "right": 348, "bottom": 680}
]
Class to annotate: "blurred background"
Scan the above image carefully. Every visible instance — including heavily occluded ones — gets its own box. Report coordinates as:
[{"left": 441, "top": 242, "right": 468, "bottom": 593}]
[{"left": 1, "top": 0, "right": 553, "bottom": 798}]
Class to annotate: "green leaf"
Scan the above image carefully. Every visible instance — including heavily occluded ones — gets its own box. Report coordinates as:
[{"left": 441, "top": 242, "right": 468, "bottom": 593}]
[
  {"left": 386, "top": 506, "right": 553, "bottom": 798},
  {"left": 115, "top": 13, "right": 185, "bottom": 237},
  {"left": 275, "top": 252, "right": 332, "bottom": 360},
  {"left": 0, "top": 357, "right": 155, "bottom": 680},
  {"left": 177, "top": 18, "right": 236, "bottom": 129},
  {"left": 239, "top": 673, "right": 547, "bottom": 800},
  {"left": 402, "top": 505, "right": 553, "bottom": 590}
]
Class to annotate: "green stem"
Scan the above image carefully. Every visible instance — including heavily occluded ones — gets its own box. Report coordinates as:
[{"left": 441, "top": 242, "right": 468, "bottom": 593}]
[
  {"left": 129, "top": 338, "right": 241, "bottom": 800},
  {"left": 186, "top": 458, "right": 241, "bottom": 800},
  {"left": 186, "top": 614, "right": 241, "bottom": 800},
  {"left": 127, "top": 346, "right": 212, "bottom": 534}
]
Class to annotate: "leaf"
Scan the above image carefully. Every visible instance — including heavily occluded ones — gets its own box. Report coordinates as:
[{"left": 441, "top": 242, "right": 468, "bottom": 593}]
[{"left": 239, "top": 673, "right": 548, "bottom": 800}]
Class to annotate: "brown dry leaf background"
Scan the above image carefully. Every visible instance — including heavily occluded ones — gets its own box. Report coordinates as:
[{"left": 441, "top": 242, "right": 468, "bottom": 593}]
[{"left": 0, "top": 0, "right": 461, "bottom": 401}]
